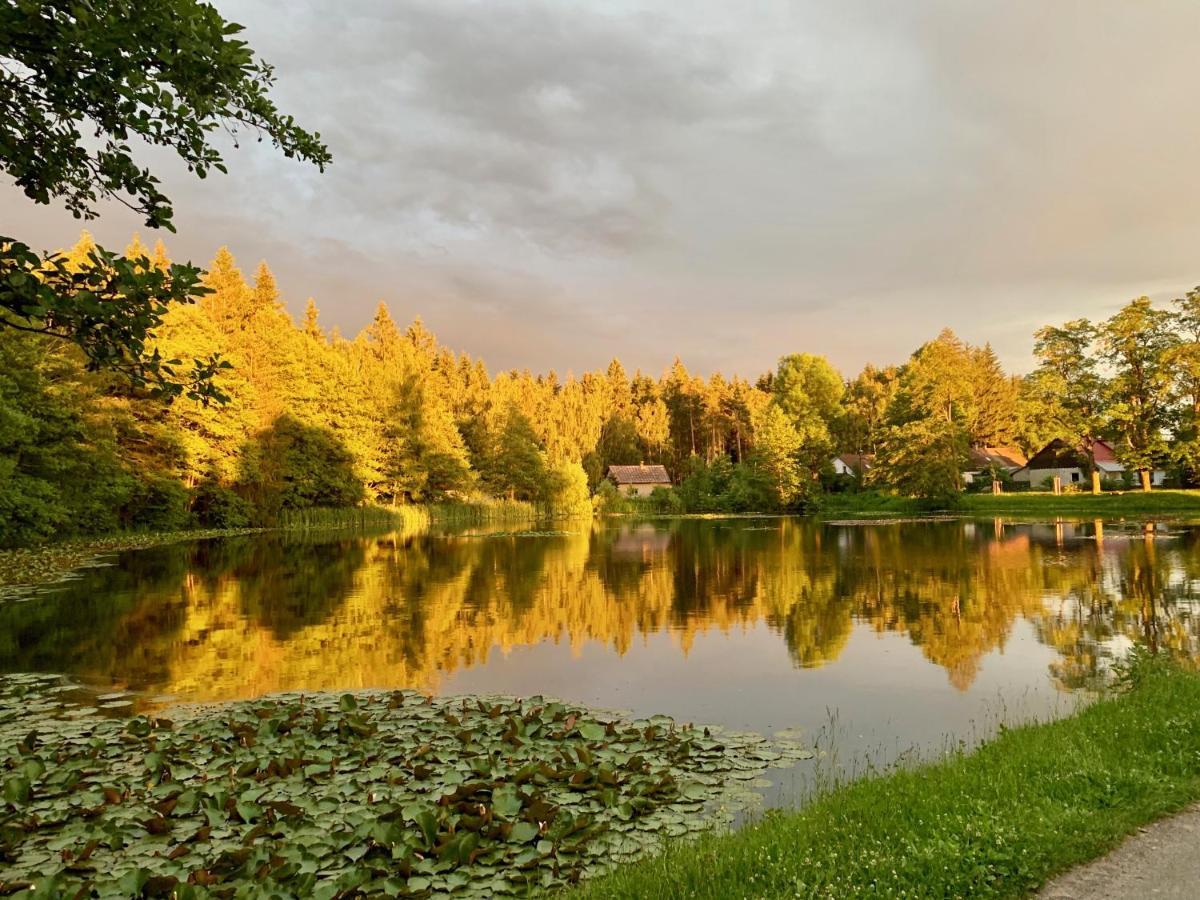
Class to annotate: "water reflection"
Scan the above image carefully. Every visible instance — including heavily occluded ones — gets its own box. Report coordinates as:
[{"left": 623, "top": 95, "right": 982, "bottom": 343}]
[{"left": 2, "top": 518, "right": 1199, "bottom": 706}]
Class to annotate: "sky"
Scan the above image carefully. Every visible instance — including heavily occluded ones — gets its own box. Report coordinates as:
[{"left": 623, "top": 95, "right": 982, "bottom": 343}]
[{"left": 6, "top": 0, "right": 1200, "bottom": 379}]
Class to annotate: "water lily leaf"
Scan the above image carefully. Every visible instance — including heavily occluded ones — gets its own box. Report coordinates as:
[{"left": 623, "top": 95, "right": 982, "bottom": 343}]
[
  {"left": 509, "top": 821, "right": 539, "bottom": 844},
  {"left": 491, "top": 784, "right": 522, "bottom": 819},
  {"left": 578, "top": 722, "right": 606, "bottom": 741}
]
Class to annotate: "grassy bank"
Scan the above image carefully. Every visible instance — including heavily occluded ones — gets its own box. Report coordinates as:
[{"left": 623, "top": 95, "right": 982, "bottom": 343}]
[
  {"left": 819, "top": 488, "right": 1200, "bottom": 520},
  {"left": 578, "top": 657, "right": 1200, "bottom": 899},
  {"left": 961, "top": 489, "right": 1200, "bottom": 516}
]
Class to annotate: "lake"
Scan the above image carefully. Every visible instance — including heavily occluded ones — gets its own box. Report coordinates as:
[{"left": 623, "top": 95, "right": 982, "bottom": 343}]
[{"left": 2, "top": 516, "right": 1197, "bottom": 795}]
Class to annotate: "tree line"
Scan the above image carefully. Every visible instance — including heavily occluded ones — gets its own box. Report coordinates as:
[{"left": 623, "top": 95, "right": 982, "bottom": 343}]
[{"left": 4, "top": 231, "right": 1200, "bottom": 545}]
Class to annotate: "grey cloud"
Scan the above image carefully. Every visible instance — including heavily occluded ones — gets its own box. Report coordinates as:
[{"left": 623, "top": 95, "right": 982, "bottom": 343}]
[{"left": 5, "top": 0, "right": 1200, "bottom": 379}]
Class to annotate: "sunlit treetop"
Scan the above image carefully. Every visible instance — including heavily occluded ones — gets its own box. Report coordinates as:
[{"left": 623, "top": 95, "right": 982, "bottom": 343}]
[{"left": 0, "top": 0, "right": 332, "bottom": 230}]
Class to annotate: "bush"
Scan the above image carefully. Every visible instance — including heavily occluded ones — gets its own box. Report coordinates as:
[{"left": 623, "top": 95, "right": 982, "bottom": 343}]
[
  {"left": 191, "top": 480, "right": 253, "bottom": 529},
  {"left": 544, "top": 460, "right": 592, "bottom": 517},
  {"left": 0, "top": 473, "right": 65, "bottom": 548},
  {"left": 648, "top": 485, "right": 684, "bottom": 514},
  {"left": 673, "top": 457, "right": 777, "bottom": 513},
  {"left": 121, "top": 474, "right": 192, "bottom": 531}
]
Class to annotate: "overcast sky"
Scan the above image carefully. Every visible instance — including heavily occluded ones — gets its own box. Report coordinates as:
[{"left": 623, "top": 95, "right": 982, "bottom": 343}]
[{"left": 6, "top": 0, "right": 1200, "bottom": 379}]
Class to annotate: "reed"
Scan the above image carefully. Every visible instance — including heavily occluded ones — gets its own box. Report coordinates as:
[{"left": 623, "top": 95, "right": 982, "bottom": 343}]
[{"left": 277, "top": 504, "right": 429, "bottom": 531}]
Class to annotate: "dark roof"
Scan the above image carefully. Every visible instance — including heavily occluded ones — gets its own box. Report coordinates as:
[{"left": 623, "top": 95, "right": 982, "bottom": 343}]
[
  {"left": 608, "top": 464, "right": 671, "bottom": 485},
  {"left": 1022, "top": 438, "right": 1090, "bottom": 470},
  {"left": 968, "top": 446, "right": 1027, "bottom": 469}
]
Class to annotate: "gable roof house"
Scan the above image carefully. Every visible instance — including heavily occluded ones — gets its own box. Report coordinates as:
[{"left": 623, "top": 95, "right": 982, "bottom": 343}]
[
  {"left": 831, "top": 453, "right": 874, "bottom": 479},
  {"left": 1010, "top": 438, "right": 1166, "bottom": 487},
  {"left": 607, "top": 464, "right": 672, "bottom": 497},
  {"left": 962, "top": 446, "right": 1028, "bottom": 485}
]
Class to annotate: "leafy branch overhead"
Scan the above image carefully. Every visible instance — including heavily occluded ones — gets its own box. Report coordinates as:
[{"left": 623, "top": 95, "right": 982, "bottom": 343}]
[
  {"left": 0, "top": 0, "right": 331, "bottom": 230},
  {"left": 0, "top": 0, "right": 330, "bottom": 401},
  {"left": 0, "top": 237, "right": 229, "bottom": 403}
]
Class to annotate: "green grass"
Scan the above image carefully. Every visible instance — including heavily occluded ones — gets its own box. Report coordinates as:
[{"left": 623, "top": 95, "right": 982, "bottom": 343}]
[
  {"left": 577, "top": 658, "right": 1200, "bottom": 899},
  {"left": 818, "top": 489, "right": 1200, "bottom": 520},
  {"left": 816, "top": 490, "right": 926, "bottom": 518},
  {"left": 961, "top": 489, "right": 1200, "bottom": 516},
  {"left": 429, "top": 498, "right": 543, "bottom": 524},
  {"left": 277, "top": 504, "right": 430, "bottom": 531}
]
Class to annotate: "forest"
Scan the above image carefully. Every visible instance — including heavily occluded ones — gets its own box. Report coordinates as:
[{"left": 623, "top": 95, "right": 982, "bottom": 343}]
[{"left": 3, "top": 231, "right": 1200, "bottom": 547}]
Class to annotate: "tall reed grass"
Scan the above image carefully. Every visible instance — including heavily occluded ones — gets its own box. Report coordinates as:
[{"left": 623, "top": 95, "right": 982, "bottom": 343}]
[{"left": 277, "top": 505, "right": 430, "bottom": 531}]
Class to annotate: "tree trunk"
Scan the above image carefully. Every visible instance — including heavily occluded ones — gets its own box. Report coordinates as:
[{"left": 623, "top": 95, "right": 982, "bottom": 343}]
[
  {"left": 1140, "top": 469, "right": 1152, "bottom": 492},
  {"left": 1091, "top": 470, "right": 1101, "bottom": 495}
]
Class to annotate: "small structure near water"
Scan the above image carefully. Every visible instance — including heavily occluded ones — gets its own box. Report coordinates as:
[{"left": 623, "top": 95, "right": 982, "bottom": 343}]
[{"left": 607, "top": 463, "right": 672, "bottom": 497}]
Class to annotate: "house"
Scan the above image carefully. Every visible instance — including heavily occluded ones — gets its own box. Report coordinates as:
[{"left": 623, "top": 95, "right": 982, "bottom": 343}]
[
  {"left": 831, "top": 453, "right": 873, "bottom": 479},
  {"left": 607, "top": 463, "right": 672, "bottom": 497},
  {"left": 962, "top": 446, "right": 1028, "bottom": 485},
  {"left": 1010, "top": 439, "right": 1166, "bottom": 487}
]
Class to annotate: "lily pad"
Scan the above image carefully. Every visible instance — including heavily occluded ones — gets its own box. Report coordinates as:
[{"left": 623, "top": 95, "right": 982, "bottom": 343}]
[{"left": 0, "top": 675, "right": 811, "bottom": 897}]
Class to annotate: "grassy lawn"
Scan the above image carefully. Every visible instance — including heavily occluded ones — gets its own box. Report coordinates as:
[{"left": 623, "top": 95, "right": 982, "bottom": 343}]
[
  {"left": 961, "top": 490, "right": 1200, "bottom": 516},
  {"left": 820, "top": 489, "right": 1200, "bottom": 519},
  {"left": 576, "top": 657, "right": 1200, "bottom": 899}
]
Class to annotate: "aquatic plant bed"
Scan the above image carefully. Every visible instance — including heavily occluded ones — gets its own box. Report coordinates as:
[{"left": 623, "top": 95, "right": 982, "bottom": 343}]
[
  {"left": 576, "top": 657, "right": 1200, "bottom": 899},
  {"left": 0, "top": 676, "right": 810, "bottom": 897}
]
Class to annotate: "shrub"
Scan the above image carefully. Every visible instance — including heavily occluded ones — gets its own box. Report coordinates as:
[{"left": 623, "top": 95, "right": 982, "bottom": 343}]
[
  {"left": 191, "top": 480, "right": 253, "bottom": 529},
  {"left": 121, "top": 474, "right": 192, "bottom": 531}
]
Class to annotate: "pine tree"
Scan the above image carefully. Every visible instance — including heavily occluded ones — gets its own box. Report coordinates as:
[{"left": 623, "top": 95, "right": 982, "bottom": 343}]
[{"left": 302, "top": 298, "right": 325, "bottom": 342}]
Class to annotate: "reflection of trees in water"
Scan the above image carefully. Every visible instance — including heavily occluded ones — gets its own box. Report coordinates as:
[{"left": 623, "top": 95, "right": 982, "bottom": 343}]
[
  {"left": 830, "top": 523, "right": 1051, "bottom": 690},
  {"left": 6, "top": 517, "right": 1200, "bottom": 700},
  {"left": 1034, "top": 523, "right": 1200, "bottom": 689}
]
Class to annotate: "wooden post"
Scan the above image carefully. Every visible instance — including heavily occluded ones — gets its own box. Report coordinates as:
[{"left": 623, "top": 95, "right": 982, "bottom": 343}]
[
  {"left": 1140, "top": 469, "right": 1152, "bottom": 492},
  {"left": 1052, "top": 475, "right": 1062, "bottom": 496},
  {"left": 1091, "top": 470, "right": 1101, "bottom": 495},
  {"left": 992, "top": 480, "right": 1002, "bottom": 495}
]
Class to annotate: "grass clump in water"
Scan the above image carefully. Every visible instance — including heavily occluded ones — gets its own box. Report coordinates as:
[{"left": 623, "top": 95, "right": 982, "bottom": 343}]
[{"left": 578, "top": 652, "right": 1200, "bottom": 899}]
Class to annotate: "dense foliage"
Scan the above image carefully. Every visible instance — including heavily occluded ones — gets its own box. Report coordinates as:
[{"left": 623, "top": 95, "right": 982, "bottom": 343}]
[{"left": 8, "top": 232, "right": 1200, "bottom": 541}]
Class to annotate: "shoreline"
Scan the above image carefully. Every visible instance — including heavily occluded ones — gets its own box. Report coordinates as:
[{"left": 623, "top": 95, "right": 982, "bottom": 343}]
[{"left": 575, "top": 657, "right": 1200, "bottom": 898}]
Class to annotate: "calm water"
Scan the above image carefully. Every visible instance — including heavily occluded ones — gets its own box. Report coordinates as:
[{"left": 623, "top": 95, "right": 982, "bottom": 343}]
[{"left": 3, "top": 517, "right": 1198, "bottom": 784}]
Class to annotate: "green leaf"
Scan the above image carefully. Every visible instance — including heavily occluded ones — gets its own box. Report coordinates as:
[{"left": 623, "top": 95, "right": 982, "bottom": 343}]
[
  {"left": 4, "top": 775, "right": 32, "bottom": 804},
  {"left": 491, "top": 784, "right": 522, "bottom": 819},
  {"left": 509, "top": 821, "right": 539, "bottom": 844}
]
